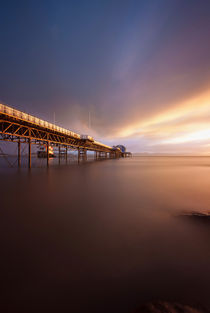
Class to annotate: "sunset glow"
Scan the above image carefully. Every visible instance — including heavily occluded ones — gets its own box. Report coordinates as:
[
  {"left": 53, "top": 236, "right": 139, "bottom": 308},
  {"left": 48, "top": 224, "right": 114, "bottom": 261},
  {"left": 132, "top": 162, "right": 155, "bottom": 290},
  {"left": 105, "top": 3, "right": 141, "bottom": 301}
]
[{"left": 113, "top": 90, "right": 210, "bottom": 153}]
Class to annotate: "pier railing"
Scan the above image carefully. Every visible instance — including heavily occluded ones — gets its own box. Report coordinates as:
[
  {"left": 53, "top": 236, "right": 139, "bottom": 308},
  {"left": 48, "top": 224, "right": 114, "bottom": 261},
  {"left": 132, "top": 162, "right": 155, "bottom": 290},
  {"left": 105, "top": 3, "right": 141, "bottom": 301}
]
[{"left": 0, "top": 103, "right": 80, "bottom": 139}]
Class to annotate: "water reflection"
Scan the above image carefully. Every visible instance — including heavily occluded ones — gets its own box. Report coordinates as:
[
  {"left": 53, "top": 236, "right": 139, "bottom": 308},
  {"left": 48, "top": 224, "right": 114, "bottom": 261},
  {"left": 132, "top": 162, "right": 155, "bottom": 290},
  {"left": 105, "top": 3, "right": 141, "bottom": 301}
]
[{"left": 1, "top": 157, "right": 210, "bottom": 312}]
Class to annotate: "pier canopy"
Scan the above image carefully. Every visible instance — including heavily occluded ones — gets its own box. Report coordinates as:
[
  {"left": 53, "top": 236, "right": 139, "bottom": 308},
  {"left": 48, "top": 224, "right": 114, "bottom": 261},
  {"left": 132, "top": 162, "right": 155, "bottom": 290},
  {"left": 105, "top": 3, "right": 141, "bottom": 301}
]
[{"left": 114, "top": 145, "right": 126, "bottom": 153}]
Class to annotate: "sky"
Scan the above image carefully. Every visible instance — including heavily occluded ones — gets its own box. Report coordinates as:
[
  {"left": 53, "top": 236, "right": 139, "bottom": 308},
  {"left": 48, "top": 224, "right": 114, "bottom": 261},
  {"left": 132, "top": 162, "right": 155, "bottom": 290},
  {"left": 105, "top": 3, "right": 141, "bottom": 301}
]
[{"left": 1, "top": 0, "right": 210, "bottom": 154}]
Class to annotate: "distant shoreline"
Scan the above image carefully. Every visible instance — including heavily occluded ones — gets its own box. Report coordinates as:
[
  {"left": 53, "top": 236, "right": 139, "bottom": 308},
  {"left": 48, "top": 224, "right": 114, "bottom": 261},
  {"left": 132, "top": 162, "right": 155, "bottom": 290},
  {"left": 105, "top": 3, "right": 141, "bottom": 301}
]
[
  {"left": 132, "top": 154, "right": 210, "bottom": 157},
  {"left": 1, "top": 154, "right": 210, "bottom": 157}
]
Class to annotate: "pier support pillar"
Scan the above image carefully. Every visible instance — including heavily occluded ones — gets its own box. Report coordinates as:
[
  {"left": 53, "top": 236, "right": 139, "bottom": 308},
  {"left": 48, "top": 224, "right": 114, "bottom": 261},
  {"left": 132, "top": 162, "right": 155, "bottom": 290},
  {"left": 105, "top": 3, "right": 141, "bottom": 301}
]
[
  {"left": 28, "top": 138, "right": 31, "bottom": 169},
  {"left": 58, "top": 145, "right": 61, "bottom": 165},
  {"left": 18, "top": 140, "right": 21, "bottom": 168},
  {"left": 65, "top": 146, "right": 68, "bottom": 163},
  {"left": 78, "top": 148, "right": 80, "bottom": 163},
  {"left": 78, "top": 148, "right": 87, "bottom": 162},
  {"left": 47, "top": 142, "right": 49, "bottom": 167},
  {"left": 84, "top": 149, "right": 87, "bottom": 161}
]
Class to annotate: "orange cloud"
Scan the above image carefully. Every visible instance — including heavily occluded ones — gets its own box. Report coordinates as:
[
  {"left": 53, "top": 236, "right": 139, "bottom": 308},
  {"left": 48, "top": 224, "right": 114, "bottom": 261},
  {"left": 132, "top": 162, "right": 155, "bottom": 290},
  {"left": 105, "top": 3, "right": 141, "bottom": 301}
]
[{"left": 115, "top": 89, "right": 210, "bottom": 146}]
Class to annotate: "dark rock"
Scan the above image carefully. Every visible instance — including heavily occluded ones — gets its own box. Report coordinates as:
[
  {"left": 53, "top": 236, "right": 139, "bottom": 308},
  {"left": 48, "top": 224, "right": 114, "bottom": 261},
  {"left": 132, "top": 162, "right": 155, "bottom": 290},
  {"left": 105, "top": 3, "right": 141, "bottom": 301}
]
[{"left": 132, "top": 301, "right": 210, "bottom": 313}]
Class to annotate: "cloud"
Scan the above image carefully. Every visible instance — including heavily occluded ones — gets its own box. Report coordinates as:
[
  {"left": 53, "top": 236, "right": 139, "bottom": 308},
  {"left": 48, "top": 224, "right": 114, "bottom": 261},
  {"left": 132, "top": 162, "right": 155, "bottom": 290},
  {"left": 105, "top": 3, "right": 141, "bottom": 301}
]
[{"left": 100, "top": 89, "right": 210, "bottom": 153}]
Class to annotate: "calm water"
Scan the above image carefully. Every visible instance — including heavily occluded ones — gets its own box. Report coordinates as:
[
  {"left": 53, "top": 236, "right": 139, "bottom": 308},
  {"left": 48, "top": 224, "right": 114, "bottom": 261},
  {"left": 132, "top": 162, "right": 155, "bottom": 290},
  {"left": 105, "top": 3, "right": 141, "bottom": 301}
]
[{"left": 1, "top": 156, "right": 210, "bottom": 312}]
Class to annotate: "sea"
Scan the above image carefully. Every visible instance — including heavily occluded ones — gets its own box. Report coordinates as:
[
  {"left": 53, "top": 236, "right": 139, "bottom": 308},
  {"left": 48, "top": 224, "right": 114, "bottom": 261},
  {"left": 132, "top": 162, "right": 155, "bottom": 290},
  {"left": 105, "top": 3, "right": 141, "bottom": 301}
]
[{"left": 1, "top": 156, "right": 210, "bottom": 312}]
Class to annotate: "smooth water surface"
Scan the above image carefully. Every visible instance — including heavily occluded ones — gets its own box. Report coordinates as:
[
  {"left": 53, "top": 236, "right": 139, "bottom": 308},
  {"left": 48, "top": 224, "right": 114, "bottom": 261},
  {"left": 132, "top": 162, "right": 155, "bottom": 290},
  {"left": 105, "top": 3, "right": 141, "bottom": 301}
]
[{"left": 1, "top": 156, "right": 210, "bottom": 312}]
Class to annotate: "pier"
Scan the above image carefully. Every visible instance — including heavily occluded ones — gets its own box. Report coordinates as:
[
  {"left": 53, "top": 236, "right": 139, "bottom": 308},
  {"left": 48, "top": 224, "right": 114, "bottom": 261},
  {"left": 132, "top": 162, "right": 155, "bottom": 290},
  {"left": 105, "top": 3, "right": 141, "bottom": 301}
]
[{"left": 0, "top": 104, "right": 131, "bottom": 168}]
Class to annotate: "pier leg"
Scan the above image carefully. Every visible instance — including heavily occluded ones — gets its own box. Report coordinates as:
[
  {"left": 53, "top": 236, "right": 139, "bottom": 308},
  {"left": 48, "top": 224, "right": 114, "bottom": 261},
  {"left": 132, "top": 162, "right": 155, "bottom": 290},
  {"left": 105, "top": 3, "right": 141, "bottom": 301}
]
[
  {"left": 84, "top": 149, "right": 87, "bottom": 161},
  {"left": 78, "top": 148, "right": 80, "bottom": 163},
  {"left": 28, "top": 138, "right": 31, "bottom": 169},
  {"left": 47, "top": 142, "right": 49, "bottom": 167},
  {"left": 18, "top": 140, "right": 21, "bottom": 168},
  {"left": 65, "top": 146, "right": 68, "bottom": 163},
  {"left": 58, "top": 145, "right": 61, "bottom": 165}
]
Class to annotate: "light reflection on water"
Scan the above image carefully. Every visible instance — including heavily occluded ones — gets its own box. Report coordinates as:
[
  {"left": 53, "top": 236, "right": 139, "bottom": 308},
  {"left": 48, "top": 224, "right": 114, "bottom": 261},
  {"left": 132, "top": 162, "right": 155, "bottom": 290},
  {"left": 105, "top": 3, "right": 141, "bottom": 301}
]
[{"left": 1, "top": 156, "right": 210, "bottom": 313}]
